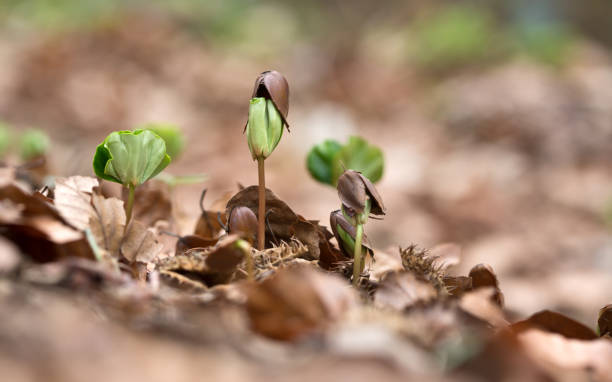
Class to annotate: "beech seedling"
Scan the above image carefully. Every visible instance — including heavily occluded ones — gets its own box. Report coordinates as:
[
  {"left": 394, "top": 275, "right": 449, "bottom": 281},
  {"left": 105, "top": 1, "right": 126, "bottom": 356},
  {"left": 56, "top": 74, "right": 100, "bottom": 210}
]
[
  {"left": 93, "top": 129, "right": 171, "bottom": 225},
  {"left": 20, "top": 129, "right": 50, "bottom": 161},
  {"left": 307, "top": 136, "right": 384, "bottom": 186},
  {"left": 244, "top": 70, "right": 290, "bottom": 250},
  {"left": 333, "top": 170, "right": 385, "bottom": 286}
]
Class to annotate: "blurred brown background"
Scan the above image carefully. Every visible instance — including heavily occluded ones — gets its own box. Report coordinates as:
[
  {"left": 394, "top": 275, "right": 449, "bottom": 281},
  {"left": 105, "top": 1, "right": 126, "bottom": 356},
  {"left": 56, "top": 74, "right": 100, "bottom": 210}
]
[{"left": 1, "top": 0, "right": 611, "bottom": 324}]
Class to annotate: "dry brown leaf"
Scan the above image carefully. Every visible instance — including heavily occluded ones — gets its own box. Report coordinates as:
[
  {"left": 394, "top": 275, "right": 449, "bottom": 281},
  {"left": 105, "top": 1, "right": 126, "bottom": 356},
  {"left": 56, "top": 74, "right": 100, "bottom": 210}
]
[
  {"left": 598, "top": 304, "right": 612, "bottom": 337},
  {"left": 468, "top": 263, "right": 504, "bottom": 307},
  {"left": 459, "top": 288, "right": 509, "bottom": 328},
  {"left": 193, "top": 189, "right": 230, "bottom": 240},
  {"left": 511, "top": 310, "right": 598, "bottom": 340},
  {"left": 121, "top": 220, "right": 163, "bottom": 263},
  {"left": 175, "top": 234, "right": 219, "bottom": 256},
  {"left": 54, "top": 176, "right": 98, "bottom": 230},
  {"left": 368, "top": 248, "right": 403, "bottom": 282},
  {"left": 89, "top": 193, "right": 125, "bottom": 256},
  {"left": 131, "top": 180, "right": 172, "bottom": 226},
  {"left": 246, "top": 265, "right": 356, "bottom": 341},
  {"left": 374, "top": 271, "right": 437, "bottom": 311},
  {"left": 226, "top": 186, "right": 322, "bottom": 258},
  {"left": 518, "top": 329, "right": 612, "bottom": 381},
  {"left": 158, "top": 235, "right": 246, "bottom": 288}
]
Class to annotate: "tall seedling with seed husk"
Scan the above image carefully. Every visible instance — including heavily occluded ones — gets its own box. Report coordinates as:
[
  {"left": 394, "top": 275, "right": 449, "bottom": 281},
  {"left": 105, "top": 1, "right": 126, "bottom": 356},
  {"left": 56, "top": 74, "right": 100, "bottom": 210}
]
[
  {"left": 333, "top": 170, "right": 385, "bottom": 286},
  {"left": 93, "top": 129, "right": 171, "bottom": 226},
  {"left": 245, "top": 71, "right": 290, "bottom": 250}
]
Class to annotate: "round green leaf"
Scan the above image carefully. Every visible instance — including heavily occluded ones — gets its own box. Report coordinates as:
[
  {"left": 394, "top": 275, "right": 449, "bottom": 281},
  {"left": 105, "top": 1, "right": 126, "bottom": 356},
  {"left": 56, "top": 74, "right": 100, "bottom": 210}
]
[
  {"left": 141, "top": 123, "right": 185, "bottom": 159},
  {"left": 306, "top": 139, "right": 342, "bottom": 185},
  {"left": 331, "top": 136, "right": 384, "bottom": 185},
  {"left": 20, "top": 129, "right": 50, "bottom": 160},
  {"left": 92, "top": 129, "right": 171, "bottom": 186}
]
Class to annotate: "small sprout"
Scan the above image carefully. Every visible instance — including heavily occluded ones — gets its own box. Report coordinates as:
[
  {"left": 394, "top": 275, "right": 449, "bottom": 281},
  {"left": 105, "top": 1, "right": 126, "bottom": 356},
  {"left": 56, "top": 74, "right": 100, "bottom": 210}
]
[
  {"left": 330, "top": 210, "right": 371, "bottom": 260},
  {"left": 20, "top": 129, "right": 50, "bottom": 161},
  {"left": 334, "top": 170, "right": 385, "bottom": 286},
  {"left": 228, "top": 206, "right": 258, "bottom": 245},
  {"left": 141, "top": 123, "right": 185, "bottom": 160},
  {"left": 244, "top": 70, "right": 290, "bottom": 250},
  {"left": 306, "top": 136, "right": 384, "bottom": 186},
  {"left": 92, "top": 129, "right": 171, "bottom": 225},
  {"left": 337, "top": 169, "right": 386, "bottom": 220}
]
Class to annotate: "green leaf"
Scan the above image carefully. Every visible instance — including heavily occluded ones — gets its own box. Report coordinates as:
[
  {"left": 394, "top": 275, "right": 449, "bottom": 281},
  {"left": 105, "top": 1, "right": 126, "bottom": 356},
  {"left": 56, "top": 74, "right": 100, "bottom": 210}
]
[
  {"left": 331, "top": 136, "right": 384, "bottom": 185},
  {"left": 306, "top": 139, "right": 342, "bottom": 185},
  {"left": 20, "top": 129, "right": 50, "bottom": 160},
  {"left": 246, "top": 97, "right": 284, "bottom": 160},
  {"left": 92, "top": 129, "right": 171, "bottom": 186},
  {"left": 141, "top": 123, "right": 185, "bottom": 159}
]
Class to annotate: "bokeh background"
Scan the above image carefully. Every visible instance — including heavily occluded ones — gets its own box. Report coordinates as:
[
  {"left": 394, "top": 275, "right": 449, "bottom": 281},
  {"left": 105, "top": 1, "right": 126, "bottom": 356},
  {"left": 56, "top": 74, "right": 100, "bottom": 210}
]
[{"left": 1, "top": 0, "right": 611, "bottom": 324}]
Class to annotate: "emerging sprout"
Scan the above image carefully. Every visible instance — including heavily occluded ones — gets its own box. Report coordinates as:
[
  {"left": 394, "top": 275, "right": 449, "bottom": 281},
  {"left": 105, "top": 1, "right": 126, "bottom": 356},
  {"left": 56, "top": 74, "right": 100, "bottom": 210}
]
[
  {"left": 244, "top": 70, "right": 290, "bottom": 250},
  {"left": 20, "top": 129, "right": 50, "bottom": 161},
  {"left": 307, "top": 136, "right": 384, "bottom": 186},
  {"left": 334, "top": 170, "right": 385, "bottom": 286},
  {"left": 93, "top": 129, "right": 171, "bottom": 224},
  {"left": 141, "top": 123, "right": 185, "bottom": 160}
]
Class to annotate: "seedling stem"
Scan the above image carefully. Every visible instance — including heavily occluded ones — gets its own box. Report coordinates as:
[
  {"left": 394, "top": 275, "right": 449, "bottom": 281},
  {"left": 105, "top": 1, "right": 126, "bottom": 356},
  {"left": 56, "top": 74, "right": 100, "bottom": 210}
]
[
  {"left": 257, "top": 157, "right": 266, "bottom": 250},
  {"left": 125, "top": 183, "right": 136, "bottom": 227},
  {"left": 353, "top": 223, "right": 364, "bottom": 286}
]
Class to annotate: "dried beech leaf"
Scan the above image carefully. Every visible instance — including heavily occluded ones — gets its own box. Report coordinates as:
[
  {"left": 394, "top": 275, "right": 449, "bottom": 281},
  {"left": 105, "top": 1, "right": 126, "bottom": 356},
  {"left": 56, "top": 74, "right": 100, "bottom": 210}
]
[
  {"left": 469, "top": 263, "right": 499, "bottom": 288},
  {"left": 368, "top": 248, "right": 403, "bottom": 282},
  {"left": 226, "top": 186, "right": 321, "bottom": 258},
  {"left": 89, "top": 193, "right": 125, "bottom": 256},
  {"left": 511, "top": 310, "right": 598, "bottom": 340},
  {"left": 158, "top": 235, "right": 245, "bottom": 287},
  {"left": 246, "top": 265, "right": 356, "bottom": 341},
  {"left": 459, "top": 288, "right": 509, "bottom": 328},
  {"left": 121, "top": 220, "right": 163, "bottom": 263},
  {"left": 131, "top": 180, "right": 172, "bottom": 226},
  {"left": 374, "top": 272, "right": 437, "bottom": 311},
  {"left": 598, "top": 304, "right": 612, "bottom": 337},
  {"left": 518, "top": 329, "right": 612, "bottom": 380},
  {"left": 54, "top": 176, "right": 98, "bottom": 230},
  {"left": 175, "top": 234, "right": 219, "bottom": 256}
]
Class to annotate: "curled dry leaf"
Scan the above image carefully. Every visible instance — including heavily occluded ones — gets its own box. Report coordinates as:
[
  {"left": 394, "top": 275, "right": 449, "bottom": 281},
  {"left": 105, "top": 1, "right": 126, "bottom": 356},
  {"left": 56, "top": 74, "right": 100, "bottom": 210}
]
[
  {"left": 246, "top": 265, "right": 356, "bottom": 341},
  {"left": 121, "top": 220, "right": 163, "bottom": 263},
  {"left": 53, "top": 176, "right": 98, "bottom": 230},
  {"left": 459, "top": 288, "right": 509, "bottom": 328},
  {"left": 1, "top": 176, "right": 92, "bottom": 262},
  {"left": 511, "top": 310, "right": 598, "bottom": 340},
  {"left": 374, "top": 271, "right": 437, "bottom": 311},
  {"left": 89, "top": 193, "right": 125, "bottom": 256},
  {"left": 598, "top": 304, "right": 612, "bottom": 337},
  {"left": 468, "top": 263, "right": 504, "bottom": 307},
  {"left": 158, "top": 235, "right": 246, "bottom": 289},
  {"left": 518, "top": 329, "right": 612, "bottom": 380},
  {"left": 226, "top": 186, "right": 323, "bottom": 258}
]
